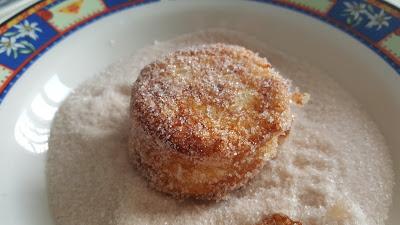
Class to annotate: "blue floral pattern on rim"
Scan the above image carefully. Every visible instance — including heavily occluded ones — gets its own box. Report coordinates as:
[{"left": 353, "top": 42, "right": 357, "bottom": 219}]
[
  {"left": 0, "top": 13, "right": 58, "bottom": 71},
  {"left": 342, "top": 1, "right": 391, "bottom": 30},
  {"left": 0, "top": 0, "right": 398, "bottom": 105},
  {"left": 0, "top": 20, "right": 42, "bottom": 58},
  {"left": 328, "top": 0, "right": 400, "bottom": 41}
]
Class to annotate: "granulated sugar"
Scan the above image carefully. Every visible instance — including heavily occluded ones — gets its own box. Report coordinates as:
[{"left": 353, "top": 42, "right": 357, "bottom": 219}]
[{"left": 47, "top": 30, "right": 394, "bottom": 225}]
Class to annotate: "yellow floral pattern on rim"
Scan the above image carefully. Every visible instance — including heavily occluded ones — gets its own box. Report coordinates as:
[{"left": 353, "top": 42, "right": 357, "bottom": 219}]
[
  {"left": 48, "top": 0, "right": 106, "bottom": 31},
  {"left": 284, "top": 0, "right": 334, "bottom": 14},
  {"left": 0, "top": 65, "right": 12, "bottom": 84},
  {"left": 381, "top": 32, "right": 400, "bottom": 58}
]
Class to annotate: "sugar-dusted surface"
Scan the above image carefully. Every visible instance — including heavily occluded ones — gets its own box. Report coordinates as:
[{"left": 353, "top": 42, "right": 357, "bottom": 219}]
[
  {"left": 129, "top": 43, "right": 294, "bottom": 200},
  {"left": 47, "top": 30, "right": 394, "bottom": 225},
  {"left": 132, "top": 44, "right": 292, "bottom": 158}
]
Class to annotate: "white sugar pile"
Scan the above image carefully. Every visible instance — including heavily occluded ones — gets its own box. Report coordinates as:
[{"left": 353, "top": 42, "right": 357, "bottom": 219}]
[{"left": 47, "top": 30, "right": 394, "bottom": 225}]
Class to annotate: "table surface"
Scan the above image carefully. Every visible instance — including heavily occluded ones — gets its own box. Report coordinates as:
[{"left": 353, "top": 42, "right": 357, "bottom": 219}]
[{"left": 0, "top": 0, "right": 39, "bottom": 23}]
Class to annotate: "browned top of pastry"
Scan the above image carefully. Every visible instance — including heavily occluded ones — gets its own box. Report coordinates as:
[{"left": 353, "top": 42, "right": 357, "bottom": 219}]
[{"left": 131, "top": 44, "right": 292, "bottom": 159}]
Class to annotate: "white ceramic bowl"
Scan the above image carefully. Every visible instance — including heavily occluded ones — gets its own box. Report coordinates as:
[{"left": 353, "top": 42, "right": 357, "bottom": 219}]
[{"left": 0, "top": 1, "right": 398, "bottom": 224}]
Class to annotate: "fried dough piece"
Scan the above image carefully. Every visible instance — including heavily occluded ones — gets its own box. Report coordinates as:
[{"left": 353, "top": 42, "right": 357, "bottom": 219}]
[
  {"left": 129, "top": 43, "right": 296, "bottom": 200},
  {"left": 257, "top": 214, "right": 302, "bottom": 225}
]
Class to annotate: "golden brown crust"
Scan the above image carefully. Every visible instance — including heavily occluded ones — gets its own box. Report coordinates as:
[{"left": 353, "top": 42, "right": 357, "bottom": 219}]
[
  {"left": 129, "top": 120, "right": 279, "bottom": 199},
  {"left": 256, "top": 214, "right": 302, "bottom": 225},
  {"left": 291, "top": 92, "right": 310, "bottom": 106},
  {"left": 129, "top": 43, "right": 293, "bottom": 199}
]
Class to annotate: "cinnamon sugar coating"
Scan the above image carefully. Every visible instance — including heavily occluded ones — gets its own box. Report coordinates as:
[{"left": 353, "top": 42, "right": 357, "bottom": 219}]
[
  {"left": 129, "top": 44, "right": 293, "bottom": 200},
  {"left": 256, "top": 214, "right": 302, "bottom": 225}
]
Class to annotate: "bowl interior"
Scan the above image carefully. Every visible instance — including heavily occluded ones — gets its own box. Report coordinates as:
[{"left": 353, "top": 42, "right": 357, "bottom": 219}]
[{"left": 0, "top": 1, "right": 398, "bottom": 224}]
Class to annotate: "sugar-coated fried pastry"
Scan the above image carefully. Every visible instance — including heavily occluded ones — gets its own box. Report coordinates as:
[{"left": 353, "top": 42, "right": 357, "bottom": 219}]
[
  {"left": 256, "top": 213, "right": 302, "bottom": 225},
  {"left": 129, "top": 43, "right": 300, "bottom": 200}
]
